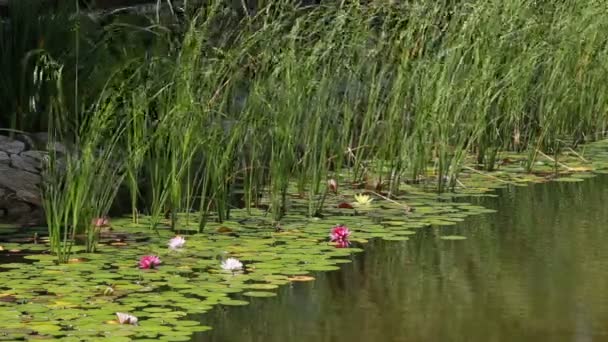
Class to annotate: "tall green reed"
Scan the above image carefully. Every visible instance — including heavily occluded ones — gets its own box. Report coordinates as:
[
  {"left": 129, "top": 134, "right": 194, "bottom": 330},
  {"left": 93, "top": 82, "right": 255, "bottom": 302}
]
[
  {"left": 43, "top": 89, "right": 127, "bottom": 261},
  {"left": 16, "top": 0, "right": 608, "bottom": 247}
]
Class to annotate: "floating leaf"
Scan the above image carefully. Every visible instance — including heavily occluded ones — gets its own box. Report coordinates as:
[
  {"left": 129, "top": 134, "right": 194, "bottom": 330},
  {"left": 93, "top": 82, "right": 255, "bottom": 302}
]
[
  {"left": 242, "top": 291, "right": 277, "bottom": 298},
  {"left": 219, "top": 299, "right": 249, "bottom": 306},
  {"left": 288, "top": 275, "right": 315, "bottom": 282},
  {"left": 440, "top": 235, "right": 467, "bottom": 240}
]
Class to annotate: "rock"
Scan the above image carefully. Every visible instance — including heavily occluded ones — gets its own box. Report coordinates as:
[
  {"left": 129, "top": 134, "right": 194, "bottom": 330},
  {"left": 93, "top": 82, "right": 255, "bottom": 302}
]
[
  {"left": 0, "top": 191, "right": 33, "bottom": 218},
  {"left": 15, "top": 189, "right": 41, "bottom": 206},
  {"left": 0, "top": 134, "right": 63, "bottom": 225},
  {"left": 3, "top": 201, "right": 32, "bottom": 217},
  {"left": 21, "top": 150, "right": 48, "bottom": 162},
  {"left": 0, "top": 137, "right": 25, "bottom": 154},
  {"left": 0, "top": 151, "right": 9, "bottom": 164},
  {"left": 0, "top": 164, "right": 41, "bottom": 206},
  {"left": 13, "top": 133, "right": 36, "bottom": 150},
  {"left": 11, "top": 154, "right": 39, "bottom": 173},
  {"left": 17, "top": 207, "right": 45, "bottom": 226},
  {"left": 31, "top": 132, "right": 49, "bottom": 148}
]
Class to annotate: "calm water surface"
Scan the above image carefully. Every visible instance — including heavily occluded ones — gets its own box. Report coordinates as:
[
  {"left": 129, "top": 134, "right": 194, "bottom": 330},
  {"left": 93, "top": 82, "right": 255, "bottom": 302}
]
[{"left": 194, "top": 175, "right": 608, "bottom": 342}]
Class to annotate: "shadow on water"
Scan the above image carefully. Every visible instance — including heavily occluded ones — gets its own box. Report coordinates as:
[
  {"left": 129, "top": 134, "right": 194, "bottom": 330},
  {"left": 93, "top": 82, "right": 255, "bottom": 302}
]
[
  {"left": 193, "top": 175, "right": 608, "bottom": 342},
  {"left": 0, "top": 225, "right": 46, "bottom": 265}
]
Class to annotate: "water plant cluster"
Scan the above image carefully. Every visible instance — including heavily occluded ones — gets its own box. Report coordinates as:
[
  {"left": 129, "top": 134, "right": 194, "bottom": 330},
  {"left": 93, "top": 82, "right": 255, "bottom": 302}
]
[
  {"left": 1, "top": 0, "right": 608, "bottom": 339},
  {"left": 7, "top": 0, "right": 603, "bottom": 256},
  {"left": 1, "top": 140, "right": 608, "bottom": 340}
]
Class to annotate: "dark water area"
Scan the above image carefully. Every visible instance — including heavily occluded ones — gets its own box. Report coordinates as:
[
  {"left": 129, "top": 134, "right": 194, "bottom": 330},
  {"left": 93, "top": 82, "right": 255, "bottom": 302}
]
[{"left": 194, "top": 175, "right": 608, "bottom": 342}]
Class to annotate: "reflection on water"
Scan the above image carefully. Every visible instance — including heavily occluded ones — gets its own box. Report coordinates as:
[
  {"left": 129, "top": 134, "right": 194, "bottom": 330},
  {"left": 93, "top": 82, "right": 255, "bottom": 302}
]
[{"left": 195, "top": 175, "right": 608, "bottom": 342}]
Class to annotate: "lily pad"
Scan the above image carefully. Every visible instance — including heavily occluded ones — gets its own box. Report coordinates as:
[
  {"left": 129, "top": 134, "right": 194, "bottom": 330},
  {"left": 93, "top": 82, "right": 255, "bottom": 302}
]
[
  {"left": 242, "top": 291, "right": 277, "bottom": 298},
  {"left": 440, "top": 235, "right": 467, "bottom": 240}
]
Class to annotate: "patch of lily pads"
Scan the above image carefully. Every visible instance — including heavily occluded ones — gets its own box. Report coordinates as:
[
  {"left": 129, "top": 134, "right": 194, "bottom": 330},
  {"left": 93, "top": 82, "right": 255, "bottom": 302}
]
[{"left": 1, "top": 139, "right": 608, "bottom": 341}]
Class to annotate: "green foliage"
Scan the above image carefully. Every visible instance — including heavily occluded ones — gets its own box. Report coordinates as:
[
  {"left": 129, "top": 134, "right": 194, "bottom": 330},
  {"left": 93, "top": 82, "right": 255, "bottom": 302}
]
[{"left": 3, "top": 0, "right": 608, "bottom": 257}]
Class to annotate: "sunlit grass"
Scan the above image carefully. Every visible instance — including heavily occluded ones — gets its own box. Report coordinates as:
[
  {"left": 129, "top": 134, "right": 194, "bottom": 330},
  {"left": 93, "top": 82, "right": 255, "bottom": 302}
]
[{"left": 4, "top": 0, "right": 608, "bottom": 259}]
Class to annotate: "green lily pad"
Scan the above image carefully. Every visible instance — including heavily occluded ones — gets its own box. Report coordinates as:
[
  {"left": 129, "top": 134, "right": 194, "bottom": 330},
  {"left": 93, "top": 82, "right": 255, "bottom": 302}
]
[
  {"left": 219, "top": 299, "right": 250, "bottom": 306},
  {"left": 440, "top": 235, "right": 467, "bottom": 240},
  {"left": 382, "top": 236, "right": 410, "bottom": 241},
  {"left": 242, "top": 291, "right": 277, "bottom": 298}
]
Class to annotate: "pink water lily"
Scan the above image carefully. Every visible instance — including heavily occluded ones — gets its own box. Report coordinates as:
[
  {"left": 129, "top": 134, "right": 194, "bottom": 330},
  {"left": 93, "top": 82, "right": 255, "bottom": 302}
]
[
  {"left": 139, "top": 255, "right": 161, "bottom": 269},
  {"left": 93, "top": 217, "right": 109, "bottom": 227},
  {"left": 327, "top": 179, "right": 338, "bottom": 194},
  {"left": 168, "top": 236, "right": 186, "bottom": 250},
  {"left": 330, "top": 225, "right": 351, "bottom": 248},
  {"left": 335, "top": 240, "right": 350, "bottom": 248}
]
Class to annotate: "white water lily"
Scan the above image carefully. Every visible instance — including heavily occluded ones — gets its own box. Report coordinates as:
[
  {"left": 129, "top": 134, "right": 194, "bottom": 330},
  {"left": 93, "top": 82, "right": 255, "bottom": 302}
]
[
  {"left": 116, "top": 312, "right": 138, "bottom": 325},
  {"left": 221, "top": 257, "right": 243, "bottom": 272},
  {"left": 354, "top": 193, "right": 373, "bottom": 205},
  {"left": 168, "top": 235, "right": 186, "bottom": 250}
]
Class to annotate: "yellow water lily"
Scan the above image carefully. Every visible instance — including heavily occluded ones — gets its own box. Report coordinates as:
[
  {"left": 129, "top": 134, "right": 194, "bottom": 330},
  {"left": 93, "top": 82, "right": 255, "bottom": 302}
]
[{"left": 354, "top": 194, "right": 373, "bottom": 205}]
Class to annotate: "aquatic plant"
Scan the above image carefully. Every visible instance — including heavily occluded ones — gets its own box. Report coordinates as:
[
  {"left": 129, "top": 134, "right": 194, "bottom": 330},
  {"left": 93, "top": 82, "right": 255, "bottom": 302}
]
[
  {"left": 4, "top": 0, "right": 607, "bottom": 261},
  {"left": 0, "top": 138, "right": 607, "bottom": 339},
  {"left": 93, "top": 217, "right": 110, "bottom": 227},
  {"left": 327, "top": 179, "right": 338, "bottom": 194},
  {"left": 330, "top": 225, "right": 351, "bottom": 248},
  {"left": 354, "top": 194, "right": 373, "bottom": 206},
  {"left": 168, "top": 235, "right": 186, "bottom": 250},
  {"left": 103, "top": 286, "right": 115, "bottom": 296},
  {"left": 115, "top": 312, "right": 138, "bottom": 325},
  {"left": 42, "top": 89, "right": 128, "bottom": 261},
  {"left": 139, "top": 255, "right": 161, "bottom": 269},
  {"left": 221, "top": 257, "right": 244, "bottom": 272}
]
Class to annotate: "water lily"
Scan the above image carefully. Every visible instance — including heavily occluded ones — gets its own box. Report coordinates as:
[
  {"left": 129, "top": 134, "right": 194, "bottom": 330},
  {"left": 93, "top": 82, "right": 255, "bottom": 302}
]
[
  {"left": 327, "top": 179, "right": 338, "bottom": 194},
  {"left": 330, "top": 225, "right": 351, "bottom": 248},
  {"left": 335, "top": 240, "right": 350, "bottom": 248},
  {"left": 139, "top": 255, "right": 161, "bottom": 269},
  {"left": 168, "top": 235, "right": 186, "bottom": 250},
  {"left": 354, "top": 193, "right": 373, "bottom": 205},
  {"left": 221, "top": 257, "right": 243, "bottom": 272},
  {"left": 116, "top": 312, "right": 138, "bottom": 325},
  {"left": 93, "top": 217, "right": 109, "bottom": 227}
]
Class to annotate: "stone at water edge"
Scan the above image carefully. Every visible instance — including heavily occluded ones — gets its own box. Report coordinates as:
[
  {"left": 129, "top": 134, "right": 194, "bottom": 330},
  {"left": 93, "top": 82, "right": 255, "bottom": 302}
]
[
  {"left": 10, "top": 154, "right": 38, "bottom": 173},
  {"left": 0, "top": 134, "right": 54, "bottom": 225},
  {"left": 0, "top": 138, "right": 25, "bottom": 154},
  {"left": 30, "top": 132, "right": 67, "bottom": 155},
  {"left": 20, "top": 150, "right": 47, "bottom": 162},
  {"left": 0, "top": 162, "right": 41, "bottom": 191},
  {"left": 0, "top": 151, "right": 9, "bottom": 164}
]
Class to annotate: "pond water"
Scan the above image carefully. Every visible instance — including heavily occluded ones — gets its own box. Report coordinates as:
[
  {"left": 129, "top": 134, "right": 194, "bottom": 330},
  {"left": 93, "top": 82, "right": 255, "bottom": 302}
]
[{"left": 194, "top": 175, "right": 608, "bottom": 342}]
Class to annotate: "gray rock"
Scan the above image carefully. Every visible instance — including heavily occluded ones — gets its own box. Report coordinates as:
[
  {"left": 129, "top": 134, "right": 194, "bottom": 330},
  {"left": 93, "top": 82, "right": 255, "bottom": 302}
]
[
  {"left": 0, "top": 133, "right": 69, "bottom": 224},
  {"left": 0, "top": 151, "right": 9, "bottom": 164},
  {"left": 0, "top": 164, "right": 41, "bottom": 205},
  {"left": 15, "top": 189, "right": 41, "bottom": 206},
  {"left": 21, "top": 150, "right": 48, "bottom": 162},
  {"left": 11, "top": 154, "right": 39, "bottom": 173},
  {"left": 3, "top": 201, "right": 32, "bottom": 217},
  {"left": 0, "top": 138, "right": 25, "bottom": 154},
  {"left": 9, "top": 133, "right": 36, "bottom": 150},
  {"left": 32, "top": 132, "right": 49, "bottom": 147}
]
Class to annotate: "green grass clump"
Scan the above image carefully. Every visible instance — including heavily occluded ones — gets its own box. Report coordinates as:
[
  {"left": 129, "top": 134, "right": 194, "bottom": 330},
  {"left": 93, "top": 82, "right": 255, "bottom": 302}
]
[{"left": 3, "top": 0, "right": 608, "bottom": 259}]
